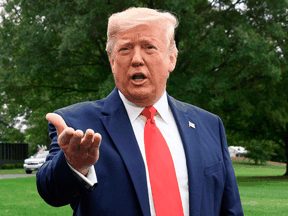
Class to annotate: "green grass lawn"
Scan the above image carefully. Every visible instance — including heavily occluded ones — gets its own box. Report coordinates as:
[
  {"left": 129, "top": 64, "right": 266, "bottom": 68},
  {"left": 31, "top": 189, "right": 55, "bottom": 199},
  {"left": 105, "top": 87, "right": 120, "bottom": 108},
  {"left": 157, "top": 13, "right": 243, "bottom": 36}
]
[
  {"left": 0, "top": 159, "right": 287, "bottom": 215},
  {"left": 0, "top": 169, "right": 30, "bottom": 175},
  {"left": 233, "top": 158, "right": 288, "bottom": 216},
  {"left": 0, "top": 177, "right": 73, "bottom": 216}
]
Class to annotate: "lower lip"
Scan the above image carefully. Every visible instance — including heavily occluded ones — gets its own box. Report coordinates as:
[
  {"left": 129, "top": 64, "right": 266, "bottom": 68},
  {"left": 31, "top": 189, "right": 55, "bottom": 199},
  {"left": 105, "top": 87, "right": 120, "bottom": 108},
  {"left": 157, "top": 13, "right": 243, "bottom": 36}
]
[{"left": 131, "top": 78, "right": 147, "bottom": 85}]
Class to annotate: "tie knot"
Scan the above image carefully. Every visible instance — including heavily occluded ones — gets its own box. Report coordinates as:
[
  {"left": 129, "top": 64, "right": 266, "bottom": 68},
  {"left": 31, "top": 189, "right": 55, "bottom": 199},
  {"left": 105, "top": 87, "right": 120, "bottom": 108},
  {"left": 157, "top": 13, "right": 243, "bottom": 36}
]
[{"left": 142, "top": 106, "right": 157, "bottom": 120}]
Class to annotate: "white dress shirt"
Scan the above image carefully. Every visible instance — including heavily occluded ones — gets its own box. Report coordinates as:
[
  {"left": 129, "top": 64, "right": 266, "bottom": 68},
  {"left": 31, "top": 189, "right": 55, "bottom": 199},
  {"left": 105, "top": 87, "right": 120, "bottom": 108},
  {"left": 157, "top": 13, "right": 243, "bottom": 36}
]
[
  {"left": 119, "top": 91, "right": 189, "bottom": 216},
  {"left": 69, "top": 91, "right": 189, "bottom": 216}
]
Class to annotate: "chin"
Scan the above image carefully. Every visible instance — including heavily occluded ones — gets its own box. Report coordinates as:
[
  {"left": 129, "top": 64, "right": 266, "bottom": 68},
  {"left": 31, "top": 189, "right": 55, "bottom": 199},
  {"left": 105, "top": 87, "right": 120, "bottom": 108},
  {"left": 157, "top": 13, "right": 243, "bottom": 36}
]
[
  {"left": 130, "top": 92, "right": 149, "bottom": 101},
  {"left": 129, "top": 91, "right": 160, "bottom": 107}
]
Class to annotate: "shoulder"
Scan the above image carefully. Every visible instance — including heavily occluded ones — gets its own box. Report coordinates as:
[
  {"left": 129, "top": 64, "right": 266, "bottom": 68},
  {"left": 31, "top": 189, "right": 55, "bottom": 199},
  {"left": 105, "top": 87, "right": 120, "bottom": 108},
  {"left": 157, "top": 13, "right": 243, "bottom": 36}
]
[
  {"left": 55, "top": 99, "right": 105, "bottom": 116},
  {"left": 169, "top": 95, "right": 220, "bottom": 120},
  {"left": 168, "top": 95, "right": 223, "bottom": 131},
  {"left": 52, "top": 99, "right": 107, "bottom": 128}
]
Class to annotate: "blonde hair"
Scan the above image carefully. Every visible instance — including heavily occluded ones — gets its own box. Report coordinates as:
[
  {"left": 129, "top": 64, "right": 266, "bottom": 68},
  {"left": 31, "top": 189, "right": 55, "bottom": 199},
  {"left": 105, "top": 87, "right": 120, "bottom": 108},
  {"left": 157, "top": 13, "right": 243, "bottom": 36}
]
[{"left": 106, "top": 7, "right": 178, "bottom": 57}]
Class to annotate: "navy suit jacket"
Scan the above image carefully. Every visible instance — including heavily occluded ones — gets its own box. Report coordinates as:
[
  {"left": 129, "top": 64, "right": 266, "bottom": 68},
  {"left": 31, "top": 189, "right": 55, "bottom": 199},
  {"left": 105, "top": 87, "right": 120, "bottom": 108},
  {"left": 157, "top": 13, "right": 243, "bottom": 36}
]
[{"left": 36, "top": 87, "right": 243, "bottom": 216}]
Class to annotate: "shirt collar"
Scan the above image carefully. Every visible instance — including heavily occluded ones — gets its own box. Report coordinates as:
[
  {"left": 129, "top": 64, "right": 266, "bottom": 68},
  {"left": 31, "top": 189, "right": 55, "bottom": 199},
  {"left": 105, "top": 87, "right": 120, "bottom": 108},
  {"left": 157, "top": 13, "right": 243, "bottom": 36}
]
[{"left": 118, "top": 90, "right": 169, "bottom": 124}]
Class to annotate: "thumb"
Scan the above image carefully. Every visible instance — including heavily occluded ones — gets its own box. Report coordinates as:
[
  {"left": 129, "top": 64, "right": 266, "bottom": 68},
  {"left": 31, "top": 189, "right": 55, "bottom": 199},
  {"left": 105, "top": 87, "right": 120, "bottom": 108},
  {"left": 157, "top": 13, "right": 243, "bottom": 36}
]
[{"left": 46, "top": 113, "right": 68, "bottom": 136}]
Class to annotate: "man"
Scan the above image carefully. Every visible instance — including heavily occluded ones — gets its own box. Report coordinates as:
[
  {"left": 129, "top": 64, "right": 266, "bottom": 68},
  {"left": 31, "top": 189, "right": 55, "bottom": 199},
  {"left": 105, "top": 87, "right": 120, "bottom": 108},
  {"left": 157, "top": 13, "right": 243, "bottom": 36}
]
[{"left": 36, "top": 7, "right": 244, "bottom": 216}]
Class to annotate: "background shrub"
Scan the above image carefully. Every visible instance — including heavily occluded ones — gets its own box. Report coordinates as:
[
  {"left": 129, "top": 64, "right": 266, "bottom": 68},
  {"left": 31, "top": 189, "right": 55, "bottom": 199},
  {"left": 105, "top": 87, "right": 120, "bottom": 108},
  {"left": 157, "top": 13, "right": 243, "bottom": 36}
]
[
  {"left": 245, "top": 140, "right": 276, "bottom": 165},
  {"left": 15, "top": 163, "right": 24, "bottom": 168},
  {"left": 2, "top": 164, "right": 16, "bottom": 169}
]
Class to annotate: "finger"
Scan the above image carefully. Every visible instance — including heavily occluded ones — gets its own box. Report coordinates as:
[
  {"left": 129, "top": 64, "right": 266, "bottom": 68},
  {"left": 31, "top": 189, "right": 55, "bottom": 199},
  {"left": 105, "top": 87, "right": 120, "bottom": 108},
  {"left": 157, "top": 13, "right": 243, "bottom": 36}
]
[
  {"left": 90, "top": 133, "right": 102, "bottom": 155},
  {"left": 86, "top": 133, "right": 102, "bottom": 164},
  {"left": 69, "top": 130, "right": 84, "bottom": 152},
  {"left": 58, "top": 127, "right": 74, "bottom": 148},
  {"left": 81, "top": 129, "right": 95, "bottom": 150},
  {"left": 46, "top": 113, "right": 68, "bottom": 136},
  {"left": 93, "top": 133, "right": 102, "bottom": 148}
]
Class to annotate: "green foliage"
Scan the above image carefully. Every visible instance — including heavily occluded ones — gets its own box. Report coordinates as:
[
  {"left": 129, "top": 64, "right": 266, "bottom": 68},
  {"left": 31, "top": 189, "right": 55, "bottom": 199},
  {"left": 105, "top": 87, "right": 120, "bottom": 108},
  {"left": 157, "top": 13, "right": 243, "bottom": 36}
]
[
  {"left": 1, "top": 163, "right": 23, "bottom": 169},
  {"left": 0, "top": 93, "right": 25, "bottom": 143},
  {"left": 271, "top": 145, "right": 286, "bottom": 163},
  {"left": 1, "top": 164, "right": 16, "bottom": 169},
  {"left": 15, "top": 163, "right": 24, "bottom": 168},
  {"left": 166, "top": 0, "right": 288, "bottom": 174},
  {"left": 0, "top": 0, "right": 120, "bottom": 147},
  {"left": 244, "top": 140, "right": 277, "bottom": 165}
]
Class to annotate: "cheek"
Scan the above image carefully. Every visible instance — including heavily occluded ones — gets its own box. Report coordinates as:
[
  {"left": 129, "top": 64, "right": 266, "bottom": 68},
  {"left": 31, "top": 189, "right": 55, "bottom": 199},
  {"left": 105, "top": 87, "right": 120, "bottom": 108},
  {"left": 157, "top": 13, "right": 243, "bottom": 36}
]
[
  {"left": 150, "top": 60, "right": 169, "bottom": 79},
  {"left": 153, "top": 71, "right": 164, "bottom": 81},
  {"left": 113, "top": 73, "right": 125, "bottom": 91},
  {"left": 115, "top": 57, "right": 130, "bottom": 72},
  {"left": 113, "top": 64, "right": 129, "bottom": 85}
]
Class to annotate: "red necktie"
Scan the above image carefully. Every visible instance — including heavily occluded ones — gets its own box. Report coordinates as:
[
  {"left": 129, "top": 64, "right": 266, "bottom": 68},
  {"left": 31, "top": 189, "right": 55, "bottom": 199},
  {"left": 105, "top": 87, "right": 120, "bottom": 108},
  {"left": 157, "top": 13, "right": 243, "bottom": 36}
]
[{"left": 142, "top": 106, "right": 184, "bottom": 216}]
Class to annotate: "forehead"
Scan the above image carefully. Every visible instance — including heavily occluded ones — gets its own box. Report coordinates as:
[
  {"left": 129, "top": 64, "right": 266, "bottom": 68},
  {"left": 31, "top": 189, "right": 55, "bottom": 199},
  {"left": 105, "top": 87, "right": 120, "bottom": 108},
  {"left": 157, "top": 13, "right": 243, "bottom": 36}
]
[{"left": 115, "top": 24, "right": 166, "bottom": 46}]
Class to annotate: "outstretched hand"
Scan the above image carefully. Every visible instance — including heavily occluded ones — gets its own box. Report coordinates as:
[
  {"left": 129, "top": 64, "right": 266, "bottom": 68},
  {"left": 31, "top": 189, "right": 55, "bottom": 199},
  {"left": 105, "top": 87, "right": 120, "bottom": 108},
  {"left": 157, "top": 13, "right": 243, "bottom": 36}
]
[{"left": 46, "top": 113, "right": 101, "bottom": 176}]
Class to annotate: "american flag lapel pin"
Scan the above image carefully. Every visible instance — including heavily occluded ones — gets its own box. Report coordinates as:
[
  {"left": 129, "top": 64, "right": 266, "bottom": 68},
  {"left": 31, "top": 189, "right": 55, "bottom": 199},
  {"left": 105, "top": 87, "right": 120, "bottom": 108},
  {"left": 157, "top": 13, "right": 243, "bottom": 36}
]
[{"left": 189, "top": 121, "right": 196, "bottom": 129}]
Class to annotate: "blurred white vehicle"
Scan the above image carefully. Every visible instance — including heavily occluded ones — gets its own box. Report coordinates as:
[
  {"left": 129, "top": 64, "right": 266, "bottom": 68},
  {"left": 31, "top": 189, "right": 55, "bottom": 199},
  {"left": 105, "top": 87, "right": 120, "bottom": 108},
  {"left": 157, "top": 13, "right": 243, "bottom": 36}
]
[
  {"left": 228, "top": 146, "right": 248, "bottom": 157},
  {"left": 23, "top": 150, "right": 49, "bottom": 174},
  {"left": 228, "top": 147, "right": 237, "bottom": 157}
]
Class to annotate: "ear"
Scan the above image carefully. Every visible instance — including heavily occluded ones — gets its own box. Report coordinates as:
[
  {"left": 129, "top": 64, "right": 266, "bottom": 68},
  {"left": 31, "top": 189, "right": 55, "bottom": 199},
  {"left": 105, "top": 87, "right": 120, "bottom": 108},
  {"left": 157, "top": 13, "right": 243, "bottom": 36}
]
[
  {"left": 108, "top": 53, "right": 115, "bottom": 74},
  {"left": 168, "top": 52, "right": 177, "bottom": 73}
]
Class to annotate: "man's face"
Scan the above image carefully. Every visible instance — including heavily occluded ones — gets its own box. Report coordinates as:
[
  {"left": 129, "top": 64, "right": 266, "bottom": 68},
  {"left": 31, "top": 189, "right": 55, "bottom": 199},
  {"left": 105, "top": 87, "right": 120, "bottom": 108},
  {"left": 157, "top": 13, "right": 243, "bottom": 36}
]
[{"left": 109, "top": 23, "right": 176, "bottom": 107}]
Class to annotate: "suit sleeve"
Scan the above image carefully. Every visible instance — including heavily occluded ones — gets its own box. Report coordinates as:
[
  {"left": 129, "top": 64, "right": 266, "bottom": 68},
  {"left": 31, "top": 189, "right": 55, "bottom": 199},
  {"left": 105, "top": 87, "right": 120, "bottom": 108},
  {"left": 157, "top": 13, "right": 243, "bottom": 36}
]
[
  {"left": 218, "top": 117, "right": 244, "bottom": 216},
  {"left": 36, "top": 120, "right": 95, "bottom": 207}
]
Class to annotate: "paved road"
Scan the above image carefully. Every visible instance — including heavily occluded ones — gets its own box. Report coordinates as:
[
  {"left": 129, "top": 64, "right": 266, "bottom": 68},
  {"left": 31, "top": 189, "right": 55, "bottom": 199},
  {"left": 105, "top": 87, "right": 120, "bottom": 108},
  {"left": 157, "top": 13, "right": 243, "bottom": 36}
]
[{"left": 0, "top": 174, "right": 36, "bottom": 179}]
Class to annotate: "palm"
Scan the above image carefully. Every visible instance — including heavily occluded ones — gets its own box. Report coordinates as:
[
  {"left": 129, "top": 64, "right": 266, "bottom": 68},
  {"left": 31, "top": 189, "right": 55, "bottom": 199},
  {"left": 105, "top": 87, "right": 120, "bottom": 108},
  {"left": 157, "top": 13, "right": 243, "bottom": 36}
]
[{"left": 47, "top": 113, "right": 101, "bottom": 175}]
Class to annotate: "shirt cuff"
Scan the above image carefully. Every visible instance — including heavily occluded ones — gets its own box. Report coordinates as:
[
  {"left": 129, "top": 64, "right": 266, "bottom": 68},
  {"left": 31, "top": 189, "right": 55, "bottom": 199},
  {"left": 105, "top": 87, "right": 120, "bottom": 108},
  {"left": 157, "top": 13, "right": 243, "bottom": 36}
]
[{"left": 67, "top": 162, "right": 98, "bottom": 190}]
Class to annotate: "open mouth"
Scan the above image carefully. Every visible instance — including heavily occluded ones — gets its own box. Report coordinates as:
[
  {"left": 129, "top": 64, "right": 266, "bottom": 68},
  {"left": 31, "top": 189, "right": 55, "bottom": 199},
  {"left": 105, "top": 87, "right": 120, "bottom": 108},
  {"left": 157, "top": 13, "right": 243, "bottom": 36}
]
[{"left": 132, "top": 74, "right": 146, "bottom": 82}]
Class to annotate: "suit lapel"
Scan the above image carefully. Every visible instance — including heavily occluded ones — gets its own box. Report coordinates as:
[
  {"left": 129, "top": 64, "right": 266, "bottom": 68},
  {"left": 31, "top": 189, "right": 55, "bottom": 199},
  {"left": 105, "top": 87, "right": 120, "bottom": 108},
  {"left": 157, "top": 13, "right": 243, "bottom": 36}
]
[
  {"left": 99, "top": 89, "right": 204, "bottom": 216},
  {"left": 168, "top": 95, "right": 204, "bottom": 216},
  {"left": 100, "top": 88, "right": 151, "bottom": 216}
]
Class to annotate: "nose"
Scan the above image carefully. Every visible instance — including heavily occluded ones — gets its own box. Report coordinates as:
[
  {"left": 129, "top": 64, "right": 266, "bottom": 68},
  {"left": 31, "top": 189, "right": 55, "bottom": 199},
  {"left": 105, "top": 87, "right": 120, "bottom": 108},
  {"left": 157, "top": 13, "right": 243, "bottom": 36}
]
[{"left": 131, "top": 46, "right": 144, "bottom": 67}]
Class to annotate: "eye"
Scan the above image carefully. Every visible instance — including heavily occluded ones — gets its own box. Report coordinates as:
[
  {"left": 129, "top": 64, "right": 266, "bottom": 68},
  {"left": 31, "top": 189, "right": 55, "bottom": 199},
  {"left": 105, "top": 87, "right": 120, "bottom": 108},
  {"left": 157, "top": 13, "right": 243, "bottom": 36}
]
[
  {"left": 118, "top": 47, "right": 131, "bottom": 55},
  {"left": 145, "top": 45, "right": 156, "bottom": 53},
  {"left": 146, "top": 45, "right": 155, "bottom": 49},
  {"left": 119, "top": 47, "right": 129, "bottom": 52}
]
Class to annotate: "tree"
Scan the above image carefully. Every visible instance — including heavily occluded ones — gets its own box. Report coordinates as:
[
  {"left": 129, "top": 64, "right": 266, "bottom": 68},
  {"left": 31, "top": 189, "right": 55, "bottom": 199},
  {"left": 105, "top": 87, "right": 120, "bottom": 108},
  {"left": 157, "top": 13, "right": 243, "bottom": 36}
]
[
  {"left": 166, "top": 0, "right": 288, "bottom": 175},
  {"left": 244, "top": 140, "right": 276, "bottom": 165},
  {"left": 0, "top": 0, "right": 287, "bottom": 174},
  {"left": 0, "top": 92, "right": 25, "bottom": 143},
  {"left": 0, "top": 0, "right": 124, "bottom": 148}
]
